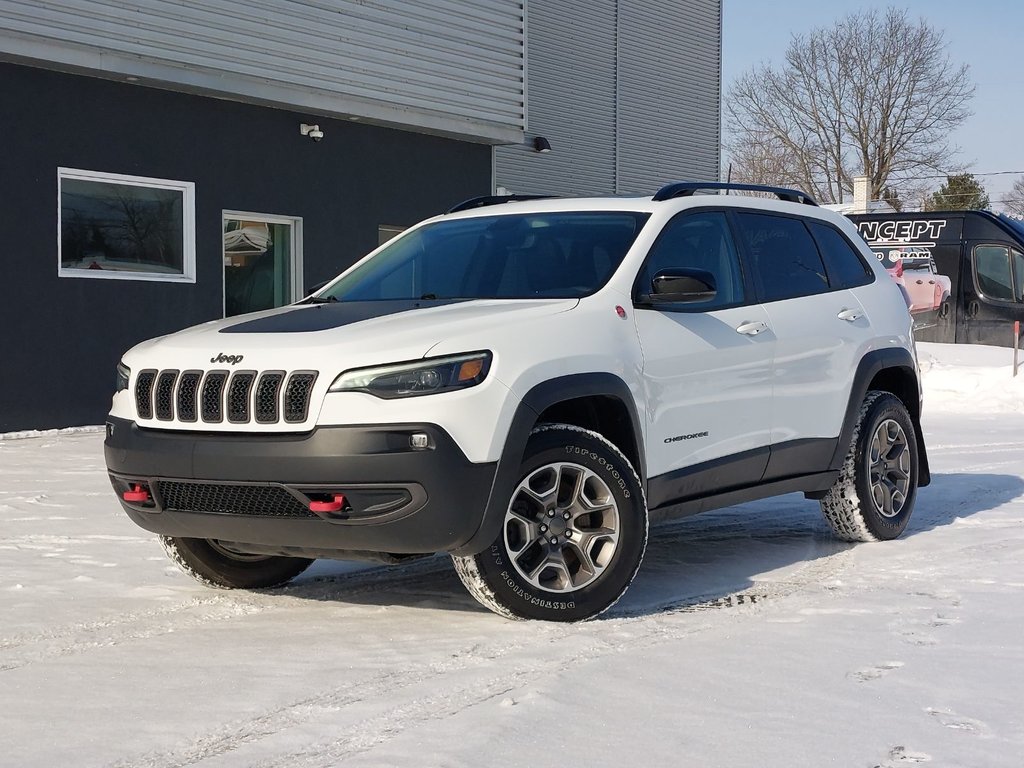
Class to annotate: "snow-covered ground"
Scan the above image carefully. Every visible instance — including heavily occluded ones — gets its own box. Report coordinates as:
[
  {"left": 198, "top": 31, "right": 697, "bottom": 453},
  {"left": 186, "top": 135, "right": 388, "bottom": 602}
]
[{"left": 2, "top": 342, "right": 1022, "bottom": 767}]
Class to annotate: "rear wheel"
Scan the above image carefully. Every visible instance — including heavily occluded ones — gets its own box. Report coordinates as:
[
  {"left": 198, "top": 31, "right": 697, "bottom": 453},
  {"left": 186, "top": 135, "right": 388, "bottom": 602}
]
[
  {"left": 453, "top": 424, "right": 647, "bottom": 621},
  {"left": 820, "top": 391, "right": 919, "bottom": 542},
  {"left": 160, "top": 536, "right": 313, "bottom": 589}
]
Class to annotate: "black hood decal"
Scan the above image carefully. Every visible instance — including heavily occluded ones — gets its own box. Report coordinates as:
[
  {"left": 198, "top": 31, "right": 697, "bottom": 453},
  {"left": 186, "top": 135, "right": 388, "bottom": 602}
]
[{"left": 219, "top": 299, "right": 469, "bottom": 334}]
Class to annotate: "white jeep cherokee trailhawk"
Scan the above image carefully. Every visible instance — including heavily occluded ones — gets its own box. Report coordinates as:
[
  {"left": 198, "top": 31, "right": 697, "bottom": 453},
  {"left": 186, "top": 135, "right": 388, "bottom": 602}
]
[{"left": 106, "top": 182, "right": 930, "bottom": 621}]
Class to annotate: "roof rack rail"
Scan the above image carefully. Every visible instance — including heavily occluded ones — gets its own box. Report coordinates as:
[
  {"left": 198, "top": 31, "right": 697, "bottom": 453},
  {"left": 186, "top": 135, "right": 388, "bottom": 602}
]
[
  {"left": 447, "top": 194, "right": 557, "bottom": 214},
  {"left": 652, "top": 181, "right": 818, "bottom": 206}
]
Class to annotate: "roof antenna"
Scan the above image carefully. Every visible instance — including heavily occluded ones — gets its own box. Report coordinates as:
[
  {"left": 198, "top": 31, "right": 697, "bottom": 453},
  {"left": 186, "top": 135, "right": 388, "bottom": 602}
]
[{"left": 725, "top": 163, "right": 732, "bottom": 195}]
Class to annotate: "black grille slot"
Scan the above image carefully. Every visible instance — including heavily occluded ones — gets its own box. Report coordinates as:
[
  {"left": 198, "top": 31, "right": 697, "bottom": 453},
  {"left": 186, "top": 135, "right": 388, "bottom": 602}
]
[
  {"left": 135, "top": 370, "right": 157, "bottom": 419},
  {"left": 176, "top": 371, "right": 202, "bottom": 423},
  {"left": 227, "top": 372, "right": 256, "bottom": 423},
  {"left": 255, "top": 372, "right": 284, "bottom": 423},
  {"left": 154, "top": 370, "right": 179, "bottom": 421},
  {"left": 284, "top": 372, "right": 318, "bottom": 423},
  {"left": 157, "top": 481, "right": 314, "bottom": 518},
  {"left": 201, "top": 372, "right": 228, "bottom": 423}
]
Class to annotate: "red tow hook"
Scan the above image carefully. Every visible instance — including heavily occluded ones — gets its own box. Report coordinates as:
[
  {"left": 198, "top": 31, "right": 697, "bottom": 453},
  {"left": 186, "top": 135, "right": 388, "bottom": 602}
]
[
  {"left": 309, "top": 494, "right": 346, "bottom": 514},
  {"left": 123, "top": 484, "right": 151, "bottom": 503}
]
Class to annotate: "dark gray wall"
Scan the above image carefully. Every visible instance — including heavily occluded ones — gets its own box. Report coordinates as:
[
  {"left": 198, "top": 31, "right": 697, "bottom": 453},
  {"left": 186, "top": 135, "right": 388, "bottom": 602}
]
[{"left": 0, "top": 62, "right": 491, "bottom": 431}]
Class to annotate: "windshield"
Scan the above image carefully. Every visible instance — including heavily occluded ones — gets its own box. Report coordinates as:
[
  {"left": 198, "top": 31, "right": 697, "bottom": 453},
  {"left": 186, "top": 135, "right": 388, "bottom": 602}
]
[{"left": 320, "top": 211, "right": 650, "bottom": 301}]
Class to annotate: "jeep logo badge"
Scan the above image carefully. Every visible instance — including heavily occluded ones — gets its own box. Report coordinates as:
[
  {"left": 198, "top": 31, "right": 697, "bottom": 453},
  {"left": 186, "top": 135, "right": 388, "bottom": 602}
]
[{"left": 210, "top": 353, "right": 245, "bottom": 365}]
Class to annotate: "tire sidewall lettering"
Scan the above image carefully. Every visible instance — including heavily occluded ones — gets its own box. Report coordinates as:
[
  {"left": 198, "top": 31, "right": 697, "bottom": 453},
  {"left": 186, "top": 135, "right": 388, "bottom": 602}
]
[{"left": 563, "top": 445, "right": 631, "bottom": 499}]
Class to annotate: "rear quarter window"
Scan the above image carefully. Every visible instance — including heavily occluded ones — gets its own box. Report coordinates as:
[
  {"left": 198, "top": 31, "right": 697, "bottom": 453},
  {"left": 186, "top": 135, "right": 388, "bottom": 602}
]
[{"left": 807, "top": 221, "right": 874, "bottom": 289}]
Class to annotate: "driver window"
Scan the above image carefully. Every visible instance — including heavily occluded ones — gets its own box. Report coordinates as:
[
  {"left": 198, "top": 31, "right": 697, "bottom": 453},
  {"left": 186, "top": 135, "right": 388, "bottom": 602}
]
[
  {"left": 1014, "top": 248, "right": 1024, "bottom": 301},
  {"left": 974, "top": 245, "right": 1015, "bottom": 301},
  {"left": 638, "top": 212, "right": 745, "bottom": 309}
]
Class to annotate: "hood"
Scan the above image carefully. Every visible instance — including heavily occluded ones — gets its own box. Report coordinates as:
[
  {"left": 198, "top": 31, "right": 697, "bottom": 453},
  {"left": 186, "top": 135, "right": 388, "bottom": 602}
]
[{"left": 123, "top": 299, "right": 578, "bottom": 373}]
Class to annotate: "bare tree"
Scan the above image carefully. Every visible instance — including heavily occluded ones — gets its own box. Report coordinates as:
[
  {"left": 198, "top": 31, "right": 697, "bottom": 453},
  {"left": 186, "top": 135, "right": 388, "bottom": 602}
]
[
  {"left": 1007, "top": 177, "right": 1024, "bottom": 216},
  {"left": 725, "top": 8, "right": 974, "bottom": 205}
]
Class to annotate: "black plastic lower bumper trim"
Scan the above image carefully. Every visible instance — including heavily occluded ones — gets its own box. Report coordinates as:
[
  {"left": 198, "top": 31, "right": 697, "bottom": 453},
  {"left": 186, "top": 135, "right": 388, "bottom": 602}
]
[{"left": 104, "top": 417, "right": 496, "bottom": 554}]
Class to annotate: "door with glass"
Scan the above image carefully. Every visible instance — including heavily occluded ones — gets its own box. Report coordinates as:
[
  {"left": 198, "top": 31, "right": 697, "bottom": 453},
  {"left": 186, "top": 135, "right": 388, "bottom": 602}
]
[{"left": 223, "top": 212, "right": 302, "bottom": 317}]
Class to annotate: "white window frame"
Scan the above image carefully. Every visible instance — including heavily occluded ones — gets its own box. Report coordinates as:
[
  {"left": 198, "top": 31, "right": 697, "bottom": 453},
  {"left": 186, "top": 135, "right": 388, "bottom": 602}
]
[
  {"left": 57, "top": 167, "right": 196, "bottom": 283},
  {"left": 222, "top": 210, "right": 304, "bottom": 317}
]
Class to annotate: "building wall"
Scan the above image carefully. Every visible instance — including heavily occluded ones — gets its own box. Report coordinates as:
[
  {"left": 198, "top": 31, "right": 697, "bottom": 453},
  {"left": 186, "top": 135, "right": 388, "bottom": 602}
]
[
  {"left": 0, "top": 0, "right": 525, "bottom": 143},
  {"left": 495, "top": 0, "right": 721, "bottom": 195},
  {"left": 0, "top": 62, "right": 491, "bottom": 431}
]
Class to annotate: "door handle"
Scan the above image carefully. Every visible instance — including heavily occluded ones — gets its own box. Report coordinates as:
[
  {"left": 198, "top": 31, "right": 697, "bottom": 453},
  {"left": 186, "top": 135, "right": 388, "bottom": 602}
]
[
  {"left": 967, "top": 300, "right": 980, "bottom": 318},
  {"left": 837, "top": 308, "right": 863, "bottom": 322},
  {"left": 736, "top": 320, "right": 768, "bottom": 336}
]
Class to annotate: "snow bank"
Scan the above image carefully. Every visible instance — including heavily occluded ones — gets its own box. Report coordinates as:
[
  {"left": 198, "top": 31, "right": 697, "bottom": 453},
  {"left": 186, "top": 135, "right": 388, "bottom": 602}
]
[
  {"left": 0, "top": 425, "right": 104, "bottom": 441},
  {"left": 918, "top": 341, "right": 1024, "bottom": 413}
]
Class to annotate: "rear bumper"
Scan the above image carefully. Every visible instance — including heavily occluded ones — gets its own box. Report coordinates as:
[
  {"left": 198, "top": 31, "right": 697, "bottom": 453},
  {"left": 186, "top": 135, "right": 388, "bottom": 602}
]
[{"left": 104, "top": 416, "right": 497, "bottom": 555}]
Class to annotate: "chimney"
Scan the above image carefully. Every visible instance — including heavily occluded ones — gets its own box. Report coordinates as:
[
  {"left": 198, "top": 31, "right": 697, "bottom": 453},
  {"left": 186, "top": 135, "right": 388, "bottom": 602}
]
[{"left": 852, "top": 176, "right": 870, "bottom": 214}]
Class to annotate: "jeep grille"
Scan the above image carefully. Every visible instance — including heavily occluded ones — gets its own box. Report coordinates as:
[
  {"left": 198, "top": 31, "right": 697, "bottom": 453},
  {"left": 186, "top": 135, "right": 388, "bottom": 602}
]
[{"left": 134, "top": 369, "right": 318, "bottom": 425}]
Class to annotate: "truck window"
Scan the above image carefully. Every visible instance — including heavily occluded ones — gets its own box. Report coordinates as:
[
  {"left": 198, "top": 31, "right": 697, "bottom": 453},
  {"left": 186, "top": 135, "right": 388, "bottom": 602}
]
[{"left": 974, "top": 245, "right": 1018, "bottom": 302}]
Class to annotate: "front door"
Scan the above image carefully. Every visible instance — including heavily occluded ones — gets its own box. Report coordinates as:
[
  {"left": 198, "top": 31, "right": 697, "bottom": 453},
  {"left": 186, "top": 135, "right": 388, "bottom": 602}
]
[
  {"left": 223, "top": 212, "right": 302, "bottom": 317},
  {"left": 634, "top": 210, "right": 775, "bottom": 506}
]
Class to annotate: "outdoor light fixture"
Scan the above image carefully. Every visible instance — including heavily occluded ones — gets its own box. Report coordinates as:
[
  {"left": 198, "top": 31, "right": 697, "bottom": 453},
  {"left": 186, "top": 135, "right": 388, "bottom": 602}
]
[
  {"left": 533, "top": 136, "right": 552, "bottom": 153},
  {"left": 300, "top": 123, "right": 324, "bottom": 142}
]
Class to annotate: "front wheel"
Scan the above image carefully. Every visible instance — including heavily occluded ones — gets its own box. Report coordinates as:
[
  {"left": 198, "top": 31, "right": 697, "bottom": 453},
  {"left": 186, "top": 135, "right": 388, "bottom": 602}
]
[
  {"left": 820, "top": 391, "right": 919, "bottom": 542},
  {"left": 453, "top": 424, "right": 647, "bottom": 621},
  {"left": 160, "top": 536, "right": 313, "bottom": 589}
]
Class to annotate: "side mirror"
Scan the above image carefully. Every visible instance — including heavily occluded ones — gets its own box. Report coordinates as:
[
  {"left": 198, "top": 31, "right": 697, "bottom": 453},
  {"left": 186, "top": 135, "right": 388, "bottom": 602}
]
[{"left": 646, "top": 268, "right": 717, "bottom": 304}]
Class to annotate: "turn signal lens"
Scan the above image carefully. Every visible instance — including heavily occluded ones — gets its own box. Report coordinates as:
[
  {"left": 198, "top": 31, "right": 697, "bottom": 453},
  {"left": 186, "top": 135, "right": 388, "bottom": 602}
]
[{"left": 457, "top": 358, "right": 484, "bottom": 382}]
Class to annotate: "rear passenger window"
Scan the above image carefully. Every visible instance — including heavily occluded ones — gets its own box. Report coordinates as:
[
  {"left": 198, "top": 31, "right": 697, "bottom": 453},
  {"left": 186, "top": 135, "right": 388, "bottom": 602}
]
[
  {"left": 733, "top": 213, "right": 829, "bottom": 302},
  {"left": 808, "top": 221, "right": 874, "bottom": 288}
]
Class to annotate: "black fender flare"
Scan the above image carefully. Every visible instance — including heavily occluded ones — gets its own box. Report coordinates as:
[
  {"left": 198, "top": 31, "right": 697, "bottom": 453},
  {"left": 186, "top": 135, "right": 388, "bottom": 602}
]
[
  {"left": 451, "top": 372, "right": 644, "bottom": 556},
  {"left": 830, "top": 347, "right": 931, "bottom": 487}
]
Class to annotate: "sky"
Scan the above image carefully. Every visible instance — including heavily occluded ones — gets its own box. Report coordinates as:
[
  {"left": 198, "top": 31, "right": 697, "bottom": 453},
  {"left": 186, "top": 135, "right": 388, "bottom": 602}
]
[{"left": 722, "top": 0, "right": 1024, "bottom": 210}]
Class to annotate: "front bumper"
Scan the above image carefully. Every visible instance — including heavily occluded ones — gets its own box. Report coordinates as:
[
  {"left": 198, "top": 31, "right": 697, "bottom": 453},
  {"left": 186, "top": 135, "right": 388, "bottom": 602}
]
[{"left": 104, "top": 417, "right": 497, "bottom": 555}]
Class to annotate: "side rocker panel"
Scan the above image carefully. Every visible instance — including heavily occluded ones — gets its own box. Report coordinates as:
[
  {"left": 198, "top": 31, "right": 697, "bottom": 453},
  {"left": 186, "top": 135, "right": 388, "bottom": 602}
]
[{"left": 450, "top": 373, "right": 644, "bottom": 557}]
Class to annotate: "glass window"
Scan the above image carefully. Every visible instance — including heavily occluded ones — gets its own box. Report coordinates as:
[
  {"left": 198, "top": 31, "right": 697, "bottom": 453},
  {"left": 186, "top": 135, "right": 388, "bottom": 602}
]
[
  {"left": 807, "top": 221, "right": 873, "bottom": 288},
  {"left": 734, "top": 213, "right": 830, "bottom": 302},
  {"left": 223, "top": 214, "right": 301, "bottom": 317},
  {"left": 58, "top": 168, "right": 195, "bottom": 282},
  {"left": 635, "top": 211, "right": 745, "bottom": 308},
  {"left": 1014, "top": 249, "right": 1024, "bottom": 301},
  {"left": 974, "top": 245, "right": 1017, "bottom": 302},
  {"left": 323, "top": 212, "right": 650, "bottom": 301}
]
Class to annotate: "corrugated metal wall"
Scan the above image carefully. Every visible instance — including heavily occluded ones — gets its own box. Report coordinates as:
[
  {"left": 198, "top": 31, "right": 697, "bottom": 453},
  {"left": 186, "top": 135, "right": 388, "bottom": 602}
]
[
  {"left": 616, "top": 0, "right": 720, "bottom": 192},
  {"left": 495, "top": 0, "right": 721, "bottom": 195},
  {"left": 0, "top": 0, "right": 525, "bottom": 143},
  {"left": 496, "top": 0, "right": 617, "bottom": 196}
]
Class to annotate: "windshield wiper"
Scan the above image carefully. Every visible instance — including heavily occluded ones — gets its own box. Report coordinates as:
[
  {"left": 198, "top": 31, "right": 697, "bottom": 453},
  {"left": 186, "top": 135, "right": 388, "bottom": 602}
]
[{"left": 304, "top": 295, "right": 338, "bottom": 304}]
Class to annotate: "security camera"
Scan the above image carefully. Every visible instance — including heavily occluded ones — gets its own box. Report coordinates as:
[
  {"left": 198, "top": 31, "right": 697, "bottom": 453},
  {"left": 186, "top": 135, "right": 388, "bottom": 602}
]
[{"left": 300, "top": 123, "right": 324, "bottom": 142}]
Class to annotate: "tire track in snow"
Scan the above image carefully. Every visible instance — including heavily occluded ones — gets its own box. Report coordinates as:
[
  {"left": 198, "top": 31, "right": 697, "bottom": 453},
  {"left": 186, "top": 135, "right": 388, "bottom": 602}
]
[
  {"left": 0, "top": 556, "right": 453, "bottom": 672},
  {"left": 108, "top": 544, "right": 855, "bottom": 768}
]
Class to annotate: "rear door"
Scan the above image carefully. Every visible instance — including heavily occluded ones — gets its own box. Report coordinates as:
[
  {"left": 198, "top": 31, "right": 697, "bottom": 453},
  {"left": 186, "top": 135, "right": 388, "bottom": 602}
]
[
  {"left": 633, "top": 209, "right": 774, "bottom": 506},
  {"left": 732, "top": 212, "right": 873, "bottom": 478}
]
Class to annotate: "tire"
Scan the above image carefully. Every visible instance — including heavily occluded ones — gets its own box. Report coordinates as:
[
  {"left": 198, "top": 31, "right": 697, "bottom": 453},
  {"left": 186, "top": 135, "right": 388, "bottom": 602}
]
[
  {"left": 160, "top": 536, "right": 313, "bottom": 589},
  {"left": 819, "top": 391, "right": 919, "bottom": 542},
  {"left": 452, "top": 423, "right": 648, "bottom": 621}
]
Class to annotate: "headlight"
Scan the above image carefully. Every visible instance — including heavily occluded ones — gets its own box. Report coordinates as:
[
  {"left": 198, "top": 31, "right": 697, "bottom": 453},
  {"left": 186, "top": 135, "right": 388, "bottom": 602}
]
[
  {"left": 116, "top": 362, "right": 131, "bottom": 393},
  {"left": 329, "top": 352, "right": 491, "bottom": 399}
]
